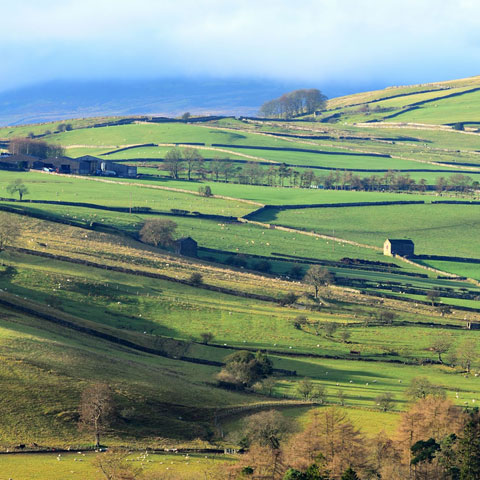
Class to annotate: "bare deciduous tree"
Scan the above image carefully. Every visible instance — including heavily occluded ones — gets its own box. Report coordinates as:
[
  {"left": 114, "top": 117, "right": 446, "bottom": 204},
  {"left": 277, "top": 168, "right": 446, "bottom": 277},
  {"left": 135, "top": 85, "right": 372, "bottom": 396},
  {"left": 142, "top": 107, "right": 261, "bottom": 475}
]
[
  {"left": 78, "top": 383, "right": 115, "bottom": 447},
  {"left": 139, "top": 219, "right": 177, "bottom": 248},
  {"left": 163, "top": 148, "right": 183, "bottom": 179},
  {"left": 94, "top": 448, "right": 139, "bottom": 480},
  {"left": 304, "top": 265, "right": 334, "bottom": 299},
  {"left": 430, "top": 335, "right": 452, "bottom": 364}
]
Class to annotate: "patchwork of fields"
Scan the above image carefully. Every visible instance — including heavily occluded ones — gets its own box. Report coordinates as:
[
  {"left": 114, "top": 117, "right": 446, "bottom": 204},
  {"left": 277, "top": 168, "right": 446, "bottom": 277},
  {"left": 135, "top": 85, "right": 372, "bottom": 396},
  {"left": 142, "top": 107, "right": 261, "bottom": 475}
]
[{"left": 1, "top": 75, "right": 480, "bottom": 478}]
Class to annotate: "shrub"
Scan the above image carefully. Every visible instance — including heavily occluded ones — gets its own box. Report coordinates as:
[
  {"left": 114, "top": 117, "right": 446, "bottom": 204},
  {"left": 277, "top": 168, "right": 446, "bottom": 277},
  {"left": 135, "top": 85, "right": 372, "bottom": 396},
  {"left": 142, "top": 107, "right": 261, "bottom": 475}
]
[
  {"left": 198, "top": 185, "right": 213, "bottom": 197},
  {"left": 200, "top": 332, "right": 214, "bottom": 344},
  {"left": 189, "top": 272, "right": 203, "bottom": 286},
  {"left": 279, "top": 292, "right": 299, "bottom": 306},
  {"left": 252, "top": 260, "right": 272, "bottom": 273}
]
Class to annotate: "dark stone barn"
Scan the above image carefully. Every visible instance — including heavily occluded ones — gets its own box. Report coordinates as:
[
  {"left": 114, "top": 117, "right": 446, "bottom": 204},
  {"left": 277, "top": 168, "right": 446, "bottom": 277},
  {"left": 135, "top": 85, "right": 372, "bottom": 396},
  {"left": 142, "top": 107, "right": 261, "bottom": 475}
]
[
  {"left": 383, "top": 239, "right": 415, "bottom": 257},
  {"left": 175, "top": 237, "right": 198, "bottom": 257}
]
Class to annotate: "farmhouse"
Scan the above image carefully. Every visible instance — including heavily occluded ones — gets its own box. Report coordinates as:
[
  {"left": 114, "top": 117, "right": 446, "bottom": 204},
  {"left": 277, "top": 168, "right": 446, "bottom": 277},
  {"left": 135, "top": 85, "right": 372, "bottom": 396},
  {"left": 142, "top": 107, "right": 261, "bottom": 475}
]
[
  {"left": 175, "top": 237, "right": 198, "bottom": 257},
  {"left": 383, "top": 238, "right": 415, "bottom": 257}
]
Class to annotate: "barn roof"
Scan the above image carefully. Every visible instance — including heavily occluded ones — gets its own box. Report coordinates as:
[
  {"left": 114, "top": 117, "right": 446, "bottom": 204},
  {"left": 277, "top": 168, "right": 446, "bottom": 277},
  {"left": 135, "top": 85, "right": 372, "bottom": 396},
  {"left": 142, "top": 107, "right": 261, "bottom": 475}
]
[
  {"left": 76, "top": 155, "right": 101, "bottom": 162},
  {"left": 386, "top": 238, "right": 414, "bottom": 246},
  {"left": 176, "top": 236, "right": 197, "bottom": 243},
  {"left": 0, "top": 153, "right": 38, "bottom": 162}
]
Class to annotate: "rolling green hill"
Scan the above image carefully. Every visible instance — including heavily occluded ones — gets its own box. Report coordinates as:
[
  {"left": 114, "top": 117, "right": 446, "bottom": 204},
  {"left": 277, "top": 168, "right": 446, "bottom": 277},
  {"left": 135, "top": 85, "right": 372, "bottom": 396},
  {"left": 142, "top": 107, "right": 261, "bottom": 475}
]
[{"left": 1, "top": 76, "right": 480, "bottom": 478}]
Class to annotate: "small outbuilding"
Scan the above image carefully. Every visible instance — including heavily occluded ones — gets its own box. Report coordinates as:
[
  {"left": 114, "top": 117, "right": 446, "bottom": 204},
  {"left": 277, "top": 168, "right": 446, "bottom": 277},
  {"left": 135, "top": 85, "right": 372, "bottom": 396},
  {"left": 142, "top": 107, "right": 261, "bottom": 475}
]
[
  {"left": 175, "top": 237, "right": 198, "bottom": 257},
  {"left": 383, "top": 238, "right": 414, "bottom": 257}
]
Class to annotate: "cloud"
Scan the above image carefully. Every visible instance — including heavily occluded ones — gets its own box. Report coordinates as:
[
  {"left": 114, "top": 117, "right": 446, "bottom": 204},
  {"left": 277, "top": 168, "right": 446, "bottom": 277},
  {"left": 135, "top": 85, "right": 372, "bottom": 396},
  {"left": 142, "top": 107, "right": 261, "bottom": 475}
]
[{"left": 2, "top": 0, "right": 480, "bottom": 92}]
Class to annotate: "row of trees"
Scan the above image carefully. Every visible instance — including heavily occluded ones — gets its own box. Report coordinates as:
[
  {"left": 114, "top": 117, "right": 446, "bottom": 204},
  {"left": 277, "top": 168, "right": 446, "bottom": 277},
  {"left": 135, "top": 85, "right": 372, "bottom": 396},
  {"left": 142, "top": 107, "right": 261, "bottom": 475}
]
[
  {"left": 164, "top": 147, "right": 204, "bottom": 180},
  {"left": 9, "top": 138, "right": 65, "bottom": 159},
  {"left": 75, "top": 379, "right": 480, "bottom": 479},
  {"left": 259, "top": 89, "right": 328, "bottom": 119},
  {"left": 231, "top": 396, "right": 480, "bottom": 479},
  {"left": 160, "top": 149, "right": 479, "bottom": 193}
]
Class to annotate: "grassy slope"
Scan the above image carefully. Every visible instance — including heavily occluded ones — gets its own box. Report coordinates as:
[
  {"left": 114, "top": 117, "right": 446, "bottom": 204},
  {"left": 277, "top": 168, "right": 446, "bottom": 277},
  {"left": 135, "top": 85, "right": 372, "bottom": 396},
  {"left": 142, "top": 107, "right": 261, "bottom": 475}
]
[
  {"left": 255, "top": 203, "right": 480, "bottom": 258},
  {"left": 0, "top": 170, "right": 255, "bottom": 216},
  {"left": 1, "top": 76, "right": 480, "bottom": 463},
  {"left": 0, "top": 305, "right": 262, "bottom": 448}
]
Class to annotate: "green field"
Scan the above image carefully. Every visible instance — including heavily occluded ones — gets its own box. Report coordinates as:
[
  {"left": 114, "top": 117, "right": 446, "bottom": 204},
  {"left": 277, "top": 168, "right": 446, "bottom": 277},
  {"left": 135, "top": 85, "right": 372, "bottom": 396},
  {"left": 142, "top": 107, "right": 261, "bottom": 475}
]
[
  {"left": 0, "top": 452, "right": 233, "bottom": 480},
  {"left": 253, "top": 203, "right": 480, "bottom": 259},
  {"left": 2, "top": 75, "right": 480, "bottom": 477},
  {"left": 0, "top": 170, "right": 255, "bottom": 216},
  {"left": 389, "top": 89, "right": 480, "bottom": 125}
]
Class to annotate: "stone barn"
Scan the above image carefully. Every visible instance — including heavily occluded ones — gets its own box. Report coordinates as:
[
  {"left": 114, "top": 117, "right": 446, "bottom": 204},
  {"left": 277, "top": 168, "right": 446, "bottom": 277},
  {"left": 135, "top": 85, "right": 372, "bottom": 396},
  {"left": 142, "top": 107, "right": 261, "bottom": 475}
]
[
  {"left": 175, "top": 237, "right": 198, "bottom": 257},
  {"left": 383, "top": 239, "right": 414, "bottom": 257}
]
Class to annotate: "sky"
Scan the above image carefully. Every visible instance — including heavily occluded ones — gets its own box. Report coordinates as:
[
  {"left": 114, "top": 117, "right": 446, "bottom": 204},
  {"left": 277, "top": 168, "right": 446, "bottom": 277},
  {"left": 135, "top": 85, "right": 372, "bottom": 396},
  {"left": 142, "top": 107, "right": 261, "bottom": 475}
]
[{"left": 2, "top": 0, "right": 480, "bottom": 94}]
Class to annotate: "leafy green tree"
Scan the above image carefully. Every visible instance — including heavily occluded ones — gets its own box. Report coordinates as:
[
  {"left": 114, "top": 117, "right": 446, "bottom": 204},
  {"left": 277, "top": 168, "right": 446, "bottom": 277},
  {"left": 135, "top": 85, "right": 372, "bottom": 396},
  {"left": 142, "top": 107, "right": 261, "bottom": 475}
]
[
  {"left": 292, "top": 315, "right": 308, "bottom": 330},
  {"left": 411, "top": 438, "right": 440, "bottom": 466},
  {"left": 218, "top": 350, "right": 272, "bottom": 388},
  {"left": 437, "top": 434, "right": 460, "bottom": 480},
  {"left": 6, "top": 179, "right": 29, "bottom": 201},
  {"left": 457, "top": 410, "right": 480, "bottom": 480}
]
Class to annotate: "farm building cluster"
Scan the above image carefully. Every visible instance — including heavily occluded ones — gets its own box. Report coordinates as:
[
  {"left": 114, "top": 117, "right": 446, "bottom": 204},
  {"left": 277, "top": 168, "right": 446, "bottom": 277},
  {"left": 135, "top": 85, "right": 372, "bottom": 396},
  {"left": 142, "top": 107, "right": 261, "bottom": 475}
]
[{"left": 0, "top": 152, "right": 137, "bottom": 178}]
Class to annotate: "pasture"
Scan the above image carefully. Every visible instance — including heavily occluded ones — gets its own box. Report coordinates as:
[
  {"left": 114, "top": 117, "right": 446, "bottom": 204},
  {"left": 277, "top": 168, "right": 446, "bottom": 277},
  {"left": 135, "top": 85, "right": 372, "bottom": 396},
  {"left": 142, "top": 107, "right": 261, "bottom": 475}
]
[
  {"left": 254, "top": 203, "right": 480, "bottom": 259},
  {"left": 1, "top": 75, "right": 480, "bottom": 475},
  {"left": 0, "top": 452, "right": 233, "bottom": 480}
]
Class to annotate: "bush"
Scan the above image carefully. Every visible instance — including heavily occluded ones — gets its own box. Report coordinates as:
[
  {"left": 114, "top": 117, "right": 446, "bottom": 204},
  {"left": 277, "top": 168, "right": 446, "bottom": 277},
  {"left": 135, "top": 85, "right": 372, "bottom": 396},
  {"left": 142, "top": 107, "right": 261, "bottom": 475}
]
[
  {"left": 225, "top": 255, "right": 248, "bottom": 268},
  {"left": 217, "top": 351, "right": 273, "bottom": 388},
  {"left": 200, "top": 332, "right": 214, "bottom": 344},
  {"left": 291, "top": 315, "right": 308, "bottom": 330},
  {"left": 279, "top": 292, "right": 298, "bottom": 306},
  {"left": 189, "top": 272, "right": 203, "bottom": 286},
  {"left": 287, "top": 265, "right": 304, "bottom": 279},
  {"left": 252, "top": 260, "right": 272, "bottom": 273},
  {"left": 198, "top": 186, "right": 213, "bottom": 197}
]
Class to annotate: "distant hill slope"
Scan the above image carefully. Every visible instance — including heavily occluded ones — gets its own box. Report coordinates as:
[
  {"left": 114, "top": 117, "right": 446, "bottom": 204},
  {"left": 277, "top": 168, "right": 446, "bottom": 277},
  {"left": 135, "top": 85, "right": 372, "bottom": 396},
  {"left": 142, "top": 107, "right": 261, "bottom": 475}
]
[
  {"left": 0, "top": 78, "right": 302, "bottom": 126},
  {"left": 320, "top": 75, "right": 480, "bottom": 126}
]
